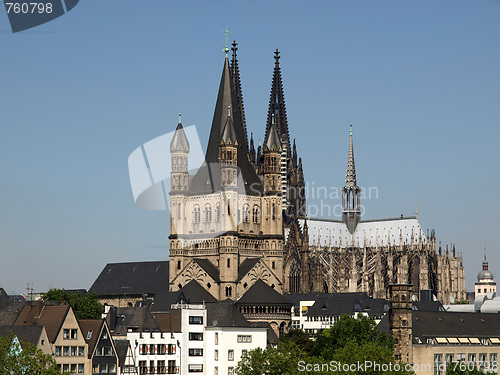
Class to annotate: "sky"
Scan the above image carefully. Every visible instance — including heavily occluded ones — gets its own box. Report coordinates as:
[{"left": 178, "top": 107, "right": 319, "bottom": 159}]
[{"left": 0, "top": 0, "right": 499, "bottom": 295}]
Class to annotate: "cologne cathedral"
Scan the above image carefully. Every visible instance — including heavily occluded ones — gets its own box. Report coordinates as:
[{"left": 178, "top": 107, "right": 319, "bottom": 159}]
[{"left": 168, "top": 42, "right": 466, "bottom": 305}]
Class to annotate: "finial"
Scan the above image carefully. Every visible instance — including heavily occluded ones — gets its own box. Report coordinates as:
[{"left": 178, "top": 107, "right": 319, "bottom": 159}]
[
  {"left": 231, "top": 40, "right": 237, "bottom": 52},
  {"left": 228, "top": 105, "right": 231, "bottom": 117},
  {"left": 415, "top": 202, "right": 418, "bottom": 219},
  {"left": 223, "top": 27, "right": 230, "bottom": 55},
  {"left": 271, "top": 113, "right": 275, "bottom": 125},
  {"left": 274, "top": 49, "right": 280, "bottom": 62},
  {"left": 178, "top": 113, "right": 182, "bottom": 124},
  {"left": 349, "top": 124, "right": 353, "bottom": 136}
]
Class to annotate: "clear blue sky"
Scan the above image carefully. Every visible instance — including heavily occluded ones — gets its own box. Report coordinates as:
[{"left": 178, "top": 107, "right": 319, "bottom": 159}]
[{"left": 1, "top": 0, "right": 499, "bottom": 295}]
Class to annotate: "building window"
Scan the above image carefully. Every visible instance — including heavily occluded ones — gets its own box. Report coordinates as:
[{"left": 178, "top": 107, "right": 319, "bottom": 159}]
[
  {"left": 445, "top": 354, "right": 454, "bottom": 368},
  {"left": 204, "top": 204, "right": 212, "bottom": 223},
  {"left": 78, "top": 346, "right": 84, "bottom": 356},
  {"left": 228, "top": 367, "right": 234, "bottom": 375},
  {"left": 456, "top": 353, "right": 466, "bottom": 362},
  {"left": 63, "top": 346, "right": 69, "bottom": 356},
  {"left": 193, "top": 205, "right": 200, "bottom": 224},
  {"left": 225, "top": 286, "right": 232, "bottom": 298},
  {"left": 157, "top": 344, "right": 166, "bottom": 355},
  {"left": 272, "top": 261, "right": 276, "bottom": 269},
  {"left": 71, "top": 346, "right": 77, "bottom": 356},
  {"left": 490, "top": 353, "right": 498, "bottom": 367},
  {"left": 434, "top": 354, "right": 443, "bottom": 375},
  {"left": 157, "top": 360, "right": 165, "bottom": 374},
  {"left": 102, "top": 331, "right": 108, "bottom": 340},
  {"left": 242, "top": 204, "right": 249, "bottom": 223},
  {"left": 479, "top": 354, "right": 487, "bottom": 371},
  {"left": 468, "top": 353, "right": 476, "bottom": 364},
  {"left": 272, "top": 203, "right": 276, "bottom": 220},
  {"left": 138, "top": 361, "right": 147, "bottom": 375},
  {"left": 189, "top": 332, "right": 203, "bottom": 341},
  {"left": 242, "top": 349, "right": 247, "bottom": 356},
  {"left": 92, "top": 364, "right": 98, "bottom": 373},
  {"left": 237, "top": 335, "right": 252, "bottom": 343},
  {"left": 97, "top": 346, "right": 104, "bottom": 356},
  {"left": 70, "top": 364, "right": 77, "bottom": 373},
  {"left": 227, "top": 258, "right": 231, "bottom": 268},
  {"left": 149, "top": 344, "right": 155, "bottom": 355},
  {"left": 177, "top": 260, "right": 181, "bottom": 269},
  {"left": 77, "top": 364, "right": 84, "bottom": 373},
  {"left": 189, "top": 316, "right": 203, "bottom": 324},
  {"left": 228, "top": 349, "right": 234, "bottom": 361},
  {"left": 215, "top": 333, "right": 219, "bottom": 345},
  {"left": 188, "top": 364, "right": 203, "bottom": 372},
  {"left": 214, "top": 349, "right": 219, "bottom": 361},
  {"left": 63, "top": 364, "right": 69, "bottom": 372},
  {"left": 252, "top": 206, "right": 260, "bottom": 223},
  {"left": 189, "top": 348, "right": 203, "bottom": 356},
  {"left": 55, "top": 346, "right": 61, "bottom": 356},
  {"left": 100, "top": 364, "right": 109, "bottom": 373},
  {"left": 215, "top": 366, "right": 218, "bottom": 375},
  {"left": 215, "top": 203, "right": 220, "bottom": 222},
  {"left": 63, "top": 329, "right": 70, "bottom": 339},
  {"left": 71, "top": 329, "right": 78, "bottom": 339}
]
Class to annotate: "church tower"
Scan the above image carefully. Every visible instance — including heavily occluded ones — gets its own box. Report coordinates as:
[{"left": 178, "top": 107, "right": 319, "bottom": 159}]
[
  {"left": 263, "top": 115, "right": 282, "bottom": 195},
  {"left": 389, "top": 284, "right": 413, "bottom": 364},
  {"left": 342, "top": 125, "right": 361, "bottom": 234}
]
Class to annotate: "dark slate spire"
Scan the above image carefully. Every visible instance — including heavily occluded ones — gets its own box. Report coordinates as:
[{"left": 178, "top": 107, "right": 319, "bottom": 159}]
[
  {"left": 231, "top": 41, "right": 248, "bottom": 150},
  {"left": 189, "top": 56, "right": 263, "bottom": 195},
  {"left": 249, "top": 133, "right": 256, "bottom": 165},
  {"left": 346, "top": 125, "right": 357, "bottom": 187},
  {"left": 221, "top": 106, "right": 238, "bottom": 145},
  {"left": 264, "top": 115, "right": 282, "bottom": 152},
  {"left": 265, "top": 49, "right": 291, "bottom": 157},
  {"left": 170, "top": 119, "right": 190, "bottom": 152}
]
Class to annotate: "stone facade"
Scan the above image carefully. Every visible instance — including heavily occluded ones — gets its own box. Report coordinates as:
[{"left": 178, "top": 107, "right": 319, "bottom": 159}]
[{"left": 168, "top": 44, "right": 465, "bottom": 306}]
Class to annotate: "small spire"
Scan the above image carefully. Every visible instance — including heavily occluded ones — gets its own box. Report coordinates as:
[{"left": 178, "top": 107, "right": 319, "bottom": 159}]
[
  {"left": 345, "top": 125, "right": 357, "bottom": 187},
  {"left": 223, "top": 27, "right": 230, "bottom": 55},
  {"left": 415, "top": 202, "right": 418, "bottom": 219},
  {"left": 178, "top": 113, "right": 182, "bottom": 124},
  {"left": 274, "top": 48, "right": 280, "bottom": 64}
]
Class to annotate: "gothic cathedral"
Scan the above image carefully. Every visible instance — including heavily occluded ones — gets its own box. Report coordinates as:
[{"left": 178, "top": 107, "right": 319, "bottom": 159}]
[{"left": 168, "top": 43, "right": 465, "bottom": 304}]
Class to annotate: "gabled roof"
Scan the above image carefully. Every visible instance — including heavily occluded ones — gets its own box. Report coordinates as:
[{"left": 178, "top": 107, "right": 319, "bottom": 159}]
[
  {"left": 180, "top": 280, "right": 217, "bottom": 304},
  {"left": 150, "top": 291, "right": 184, "bottom": 312},
  {"left": 79, "top": 319, "right": 104, "bottom": 357},
  {"left": 413, "top": 311, "right": 500, "bottom": 338},
  {"left": 206, "top": 301, "right": 250, "bottom": 328},
  {"left": 14, "top": 303, "right": 70, "bottom": 343},
  {"left": 89, "top": 261, "right": 169, "bottom": 296},
  {"left": 0, "top": 325, "right": 46, "bottom": 348},
  {"left": 193, "top": 259, "right": 220, "bottom": 282},
  {"left": 0, "top": 298, "right": 26, "bottom": 326},
  {"left": 0, "top": 288, "right": 11, "bottom": 306},
  {"left": 413, "top": 300, "right": 445, "bottom": 312},
  {"left": 108, "top": 307, "right": 160, "bottom": 336},
  {"left": 307, "top": 295, "right": 364, "bottom": 317},
  {"left": 238, "top": 258, "right": 261, "bottom": 281},
  {"left": 237, "top": 280, "right": 292, "bottom": 305}
]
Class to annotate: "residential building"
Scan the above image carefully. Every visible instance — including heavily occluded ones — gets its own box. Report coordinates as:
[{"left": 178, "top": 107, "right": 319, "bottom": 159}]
[
  {"left": 14, "top": 302, "right": 90, "bottom": 374},
  {"left": 79, "top": 319, "right": 119, "bottom": 375}
]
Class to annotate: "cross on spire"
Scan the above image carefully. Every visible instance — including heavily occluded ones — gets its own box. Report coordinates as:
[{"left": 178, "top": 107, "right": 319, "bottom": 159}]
[{"left": 223, "top": 27, "right": 230, "bottom": 55}]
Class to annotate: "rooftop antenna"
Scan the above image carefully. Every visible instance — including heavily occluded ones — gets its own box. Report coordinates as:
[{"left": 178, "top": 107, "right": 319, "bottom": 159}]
[
  {"left": 415, "top": 202, "right": 418, "bottom": 219},
  {"left": 223, "top": 27, "right": 230, "bottom": 56}
]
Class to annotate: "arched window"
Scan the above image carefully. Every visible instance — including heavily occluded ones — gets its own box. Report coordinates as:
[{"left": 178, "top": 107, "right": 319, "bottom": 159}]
[
  {"left": 193, "top": 205, "right": 200, "bottom": 224},
  {"left": 252, "top": 206, "right": 260, "bottom": 224},
  {"left": 272, "top": 203, "right": 276, "bottom": 220},
  {"left": 242, "top": 204, "right": 249, "bottom": 223},
  {"left": 215, "top": 203, "right": 220, "bottom": 222},
  {"left": 289, "top": 261, "right": 300, "bottom": 294},
  {"left": 204, "top": 204, "right": 212, "bottom": 223},
  {"left": 225, "top": 286, "right": 232, "bottom": 298},
  {"left": 272, "top": 261, "right": 276, "bottom": 269},
  {"left": 177, "top": 203, "right": 181, "bottom": 219}
]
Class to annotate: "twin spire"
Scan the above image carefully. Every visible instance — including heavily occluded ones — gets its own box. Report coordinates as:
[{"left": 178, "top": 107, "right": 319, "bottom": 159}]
[{"left": 345, "top": 125, "right": 357, "bottom": 187}]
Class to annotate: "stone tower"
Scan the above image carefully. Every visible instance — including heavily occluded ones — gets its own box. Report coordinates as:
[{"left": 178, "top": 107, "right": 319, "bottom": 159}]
[{"left": 389, "top": 284, "right": 413, "bottom": 364}]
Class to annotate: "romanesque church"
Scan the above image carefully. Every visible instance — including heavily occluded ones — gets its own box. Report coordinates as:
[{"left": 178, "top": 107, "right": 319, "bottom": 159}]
[{"left": 168, "top": 42, "right": 465, "bottom": 305}]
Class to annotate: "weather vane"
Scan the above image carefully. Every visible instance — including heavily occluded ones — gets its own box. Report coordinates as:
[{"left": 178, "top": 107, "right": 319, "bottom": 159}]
[{"left": 223, "top": 27, "right": 230, "bottom": 55}]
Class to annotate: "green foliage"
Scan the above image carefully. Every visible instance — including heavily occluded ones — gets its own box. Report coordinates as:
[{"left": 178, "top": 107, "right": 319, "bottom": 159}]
[
  {"left": 41, "top": 289, "right": 102, "bottom": 320},
  {"left": 236, "top": 314, "right": 412, "bottom": 375},
  {"left": 451, "top": 300, "right": 471, "bottom": 305},
  {"left": 0, "top": 333, "right": 62, "bottom": 374},
  {"left": 312, "top": 313, "right": 394, "bottom": 360}
]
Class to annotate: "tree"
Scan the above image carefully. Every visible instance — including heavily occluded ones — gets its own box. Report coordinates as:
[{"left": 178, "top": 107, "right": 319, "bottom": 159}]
[
  {"left": 237, "top": 314, "right": 412, "bottom": 375},
  {"left": 0, "top": 333, "right": 63, "bottom": 375},
  {"left": 445, "top": 363, "right": 496, "bottom": 375},
  {"left": 41, "top": 289, "right": 102, "bottom": 320}
]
